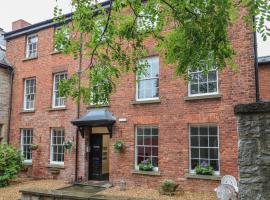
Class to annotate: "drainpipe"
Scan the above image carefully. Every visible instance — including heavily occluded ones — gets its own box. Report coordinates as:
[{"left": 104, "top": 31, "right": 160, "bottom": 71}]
[
  {"left": 253, "top": 16, "right": 260, "bottom": 102},
  {"left": 75, "top": 33, "right": 83, "bottom": 182},
  {"left": 7, "top": 67, "right": 14, "bottom": 144}
]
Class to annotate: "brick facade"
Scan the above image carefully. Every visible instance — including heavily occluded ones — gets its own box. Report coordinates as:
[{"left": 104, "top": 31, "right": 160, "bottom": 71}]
[
  {"left": 5, "top": 10, "right": 256, "bottom": 192},
  {"left": 259, "top": 59, "right": 270, "bottom": 101}
]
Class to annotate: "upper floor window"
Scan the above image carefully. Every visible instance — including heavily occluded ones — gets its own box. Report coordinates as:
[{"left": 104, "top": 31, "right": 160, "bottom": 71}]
[
  {"left": 26, "top": 34, "right": 38, "bottom": 58},
  {"left": 189, "top": 124, "right": 220, "bottom": 175},
  {"left": 189, "top": 68, "right": 218, "bottom": 96},
  {"left": 21, "top": 129, "right": 33, "bottom": 163},
  {"left": 136, "top": 56, "right": 159, "bottom": 101},
  {"left": 50, "top": 128, "right": 65, "bottom": 165},
  {"left": 52, "top": 72, "right": 67, "bottom": 108},
  {"left": 135, "top": 125, "right": 159, "bottom": 171},
  {"left": 24, "top": 78, "right": 36, "bottom": 110}
]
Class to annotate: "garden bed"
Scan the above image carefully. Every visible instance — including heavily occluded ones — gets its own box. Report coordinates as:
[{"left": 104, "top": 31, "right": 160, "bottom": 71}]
[
  {"left": 0, "top": 178, "right": 69, "bottom": 200},
  {"left": 97, "top": 186, "right": 218, "bottom": 200}
]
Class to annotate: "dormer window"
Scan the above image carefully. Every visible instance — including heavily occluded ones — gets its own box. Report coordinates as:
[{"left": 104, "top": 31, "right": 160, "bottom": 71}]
[{"left": 26, "top": 34, "right": 38, "bottom": 58}]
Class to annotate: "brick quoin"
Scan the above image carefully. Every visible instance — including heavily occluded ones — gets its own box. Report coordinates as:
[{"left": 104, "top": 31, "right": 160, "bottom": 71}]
[
  {"left": 5, "top": 9, "right": 256, "bottom": 191},
  {"left": 259, "top": 62, "right": 270, "bottom": 101}
]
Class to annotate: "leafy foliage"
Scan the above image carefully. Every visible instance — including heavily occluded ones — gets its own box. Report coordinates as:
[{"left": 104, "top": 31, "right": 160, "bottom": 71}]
[
  {"left": 0, "top": 144, "right": 24, "bottom": 187},
  {"left": 113, "top": 140, "right": 124, "bottom": 152},
  {"left": 195, "top": 164, "right": 214, "bottom": 175},
  {"left": 54, "top": 0, "right": 270, "bottom": 104},
  {"left": 138, "top": 159, "right": 153, "bottom": 171}
]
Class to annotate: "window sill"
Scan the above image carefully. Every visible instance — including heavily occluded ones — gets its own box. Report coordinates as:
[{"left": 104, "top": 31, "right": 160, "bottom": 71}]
[
  {"left": 185, "top": 174, "right": 221, "bottom": 181},
  {"left": 132, "top": 170, "right": 161, "bottom": 176},
  {"left": 48, "top": 107, "right": 67, "bottom": 112},
  {"left": 47, "top": 164, "right": 65, "bottom": 169},
  {"left": 23, "top": 161, "right": 32, "bottom": 166},
  {"left": 22, "top": 56, "right": 38, "bottom": 61},
  {"left": 50, "top": 51, "right": 63, "bottom": 55},
  {"left": 131, "top": 99, "right": 161, "bottom": 105},
  {"left": 20, "top": 109, "right": 35, "bottom": 114},
  {"left": 184, "top": 94, "right": 222, "bottom": 101},
  {"left": 87, "top": 104, "right": 110, "bottom": 109}
]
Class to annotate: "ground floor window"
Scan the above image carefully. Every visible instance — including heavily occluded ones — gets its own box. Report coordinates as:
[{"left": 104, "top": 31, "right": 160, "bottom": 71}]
[
  {"left": 21, "top": 129, "right": 33, "bottom": 162},
  {"left": 189, "top": 124, "right": 220, "bottom": 175},
  {"left": 50, "top": 128, "right": 65, "bottom": 165},
  {"left": 135, "top": 125, "right": 159, "bottom": 170}
]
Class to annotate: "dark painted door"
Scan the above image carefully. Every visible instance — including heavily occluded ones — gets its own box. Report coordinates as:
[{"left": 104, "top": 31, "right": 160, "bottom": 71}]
[{"left": 89, "top": 134, "right": 103, "bottom": 180}]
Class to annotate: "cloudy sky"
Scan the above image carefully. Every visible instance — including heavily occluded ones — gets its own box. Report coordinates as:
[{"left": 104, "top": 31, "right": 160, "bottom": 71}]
[{"left": 0, "top": 0, "right": 269, "bottom": 56}]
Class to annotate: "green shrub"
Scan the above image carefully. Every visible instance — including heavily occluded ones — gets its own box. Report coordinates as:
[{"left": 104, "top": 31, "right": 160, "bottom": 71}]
[
  {"left": 195, "top": 165, "right": 213, "bottom": 175},
  {"left": 160, "top": 180, "right": 179, "bottom": 196},
  {"left": 0, "top": 144, "right": 24, "bottom": 187}
]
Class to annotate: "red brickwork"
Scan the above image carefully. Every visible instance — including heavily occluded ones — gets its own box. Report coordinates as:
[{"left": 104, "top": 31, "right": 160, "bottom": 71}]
[
  {"left": 259, "top": 63, "right": 270, "bottom": 101},
  {"left": 6, "top": 13, "right": 256, "bottom": 192}
]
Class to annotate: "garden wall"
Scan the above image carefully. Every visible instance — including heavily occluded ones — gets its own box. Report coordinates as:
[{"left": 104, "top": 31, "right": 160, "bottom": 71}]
[{"left": 235, "top": 102, "right": 270, "bottom": 200}]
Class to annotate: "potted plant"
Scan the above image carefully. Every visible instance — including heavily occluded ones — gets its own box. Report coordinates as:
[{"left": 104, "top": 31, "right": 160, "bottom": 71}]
[
  {"left": 113, "top": 140, "right": 124, "bottom": 152},
  {"left": 138, "top": 159, "right": 153, "bottom": 171},
  {"left": 195, "top": 161, "right": 214, "bottom": 175},
  {"left": 63, "top": 140, "right": 73, "bottom": 153},
  {"left": 29, "top": 144, "right": 39, "bottom": 151},
  {"left": 160, "top": 179, "right": 179, "bottom": 196}
]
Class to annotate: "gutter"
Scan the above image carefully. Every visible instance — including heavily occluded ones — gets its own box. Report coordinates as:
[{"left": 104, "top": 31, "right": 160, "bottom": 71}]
[
  {"left": 253, "top": 16, "right": 260, "bottom": 102},
  {"left": 7, "top": 67, "right": 14, "bottom": 144}
]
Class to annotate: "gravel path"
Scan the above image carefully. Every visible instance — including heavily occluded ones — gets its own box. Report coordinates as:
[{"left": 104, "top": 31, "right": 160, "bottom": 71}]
[
  {"left": 98, "top": 186, "right": 218, "bottom": 200},
  {"left": 0, "top": 178, "right": 69, "bottom": 200}
]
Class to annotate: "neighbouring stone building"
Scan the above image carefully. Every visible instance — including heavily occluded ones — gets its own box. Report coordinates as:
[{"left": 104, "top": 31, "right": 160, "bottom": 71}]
[
  {"left": 4, "top": 1, "right": 257, "bottom": 191},
  {"left": 0, "top": 28, "right": 12, "bottom": 143},
  {"left": 259, "top": 56, "right": 270, "bottom": 101}
]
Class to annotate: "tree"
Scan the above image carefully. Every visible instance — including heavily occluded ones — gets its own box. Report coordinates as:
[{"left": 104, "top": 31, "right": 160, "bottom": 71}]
[{"left": 54, "top": 0, "right": 270, "bottom": 104}]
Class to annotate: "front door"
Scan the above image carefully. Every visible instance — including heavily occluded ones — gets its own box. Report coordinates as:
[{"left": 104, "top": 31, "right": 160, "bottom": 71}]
[{"left": 89, "top": 134, "right": 103, "bottom": 180}]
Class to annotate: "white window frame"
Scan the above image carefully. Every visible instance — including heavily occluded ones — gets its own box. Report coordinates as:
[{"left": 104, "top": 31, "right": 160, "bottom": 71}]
[
  {"left": 188, "top": 68, "right": 219, "bottom": 97},
  {"left": 21, "top": 129, "right": 33, "bottom": 163},
  {"left": 26, "top": 34, "right": 38, "bottom": 58},
  {"left": 136, "top": 56, "right": 160, "bottom": 101},
  {"left": 135, "top": 125, "right": 159, "bottom": 172},
  {"left": 52, "top": 72, "right": 67, "bottom": 108},
  {"left": 23, "top": 78, "right": 36, "bottom": 111},
  {"left": 50, "top": 128, "right": 65, "bottom": 165},
  {"left": 189, "top": 124, "right": 220, "bottom": 176}
]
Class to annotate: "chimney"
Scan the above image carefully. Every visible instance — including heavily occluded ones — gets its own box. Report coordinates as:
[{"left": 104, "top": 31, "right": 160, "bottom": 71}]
[{"left": 12, "top": 19, "right": 31, "bottom": 31}]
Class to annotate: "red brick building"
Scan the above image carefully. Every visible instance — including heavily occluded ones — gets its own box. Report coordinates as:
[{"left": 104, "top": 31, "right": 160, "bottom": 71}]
[
  {"left": 4, "top": 3, "right": 256, "bottom": 191},
  {"left": 259, "top": 56, "right": 270, "bottom": 101}
]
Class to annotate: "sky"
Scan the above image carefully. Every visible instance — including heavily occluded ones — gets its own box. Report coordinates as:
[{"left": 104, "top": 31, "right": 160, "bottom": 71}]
[{"left": 0, "top": 0, "right": 269, "bottom": 57}]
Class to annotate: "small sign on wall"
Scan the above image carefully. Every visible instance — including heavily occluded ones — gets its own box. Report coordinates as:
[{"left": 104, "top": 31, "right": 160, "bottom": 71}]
[{"left": 118, "top": 118, "right": 127, "bottom": 123}]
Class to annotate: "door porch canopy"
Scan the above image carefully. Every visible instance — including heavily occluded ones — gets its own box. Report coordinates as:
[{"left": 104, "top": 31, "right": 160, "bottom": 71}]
[{"left": 71, "top": 108, "right": 116, "bottom": 137}]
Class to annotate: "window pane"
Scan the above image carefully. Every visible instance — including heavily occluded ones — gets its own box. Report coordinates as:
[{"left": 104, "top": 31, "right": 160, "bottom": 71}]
[
  {"left": 200, "top": 148, "right": 209, "bottom": 159},
  {"left": 200, "top": 136, "right": 208, "bottom": 147},
  {"left": 199, "top": 73, "right": 207, "bottom": 82},
  {"left": 208, "top": 82, "right": 217, "bottom": 93},
  {"left": 191, "top": 159, "right": 199, "bottom": 169},
  {"left": 190, "top": 127, "right": 198, "bottom": 135},
  {"left": 137, "top": 156, "right": 144, "bottom": 165},
  {"left": 137, "top": 147, "right": 144, "bottom": 156},
  {"left": 199, "top": 83, "right": 207, "bottom": 93},
  {"left": 190, "top": 84, "right": 198, "bottom": 94},
  {"left": 152, "top": 157, "right": 158, "bottom": 167},
  {"left": 210, "top": 160, "right": 219, "bottom": 171},
  {"left": 144, "top": 136, "right": 151, "bottom": 145},
  {"left": 209, "top": 126, "right": 218, "bottom": 135},
  {"left": 200, "top": 127, "right": 208, "bottom": 135},
  {"left": 190, "top": 136, "right": 199, "bottom": 146},
  {"left": 191, "top": 148, "right": 199, "bottom": 158},
  {"left": 137, "top": 136, "right": 143, "bottom": 145},
  {"left": 145, "top": 147, "right": 151, "bottom": 157},
  {"left": 190, "top": 73, "right": 198, "bottom": 84},
  {"left": 208, "top": 70, "right": 217, "bottom": 82},
  {"left": 152, "top": 147, "right": 158, "bottom": 157},
  {"left": 210, "top": 149, "right": 219, "bottom": 159},
  {"left": 152, "top": 136, "right": 158, "bottom": 146},
  {"left": 209, "top": 136, "right": 218, "bottom": 147}
]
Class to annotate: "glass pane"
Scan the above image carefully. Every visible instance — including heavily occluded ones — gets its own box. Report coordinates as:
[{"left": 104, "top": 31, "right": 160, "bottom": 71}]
[
  {"left": 144, "top": 128, "right": 151, "bottom": 135},
  {"left": 200, "top": 148, "right": 209, "bottom": 159},
  {"left": 190, "top": 73, "right": 198, "bottom": 84},
  {"left": 208, "top": 82, "right": 217, "bottom": 93},
  {"left": 152, "top": 128, "right": 158, "bottom": 136},
  {"left": 152, "top": 136, "right": 158, "bottom": 146},
  {"left": 137, "top": 156, "right": 144, "bottom": 165},
  {"left": 200, "top": 136, "right": 208, "bottom": 147},
  {"left": 209, "top": 126, "right": 218, "bottom": 135},
  {"left": 210, "top": 160, "right": 219, "bottom": 171},
  {"left": 190, "top": 84, "right": 198, "bottom": 94},
  {"left": 137, "top": 147, "right": 144, "bottom": 156},
  {"left": 152, "top": 157, "right": 158, "bottom": 167},
  {"left": 191, "top": 136, "right": 199, "bottom": 146},
  {"left": 190, "top": 127, "right": 198, "bottom": 135},
  {"left": 208, "top": 70, "right": 217, "bottom": 82},
  {"left": 210, "top": 148, "right": 219, "bottom": 159},
  {"left": 199, "top": 83, "right": 207, "bottom": 93},
  {"left": 209, "top": 136, "right": 218, "bottom": 147},
  {"left": 152, "top": 147, "right": 158, "bottom": 157},
  {"left": 145, "top": 147, "right": 151, "bottom": 157},
  {"left": 144, "top": 135, "right": 151, "bottom": 145},
  {"left": 200, "top": 127, "right": 208, "bottom": 135},
  {"left": 191, "top": 148, "right": 199, "bottom": 158},
  {"left": 137, "top": 136, "right": 143, "bottom": 145},
  {"left": 199, "top": 72, "right": 207, "bottom": 82},
  {"left": 137, "top": 127, "right": 143, "bottom": 135},
  {"left": 191, "top": 159, "right": 199, "bottom": 169}
]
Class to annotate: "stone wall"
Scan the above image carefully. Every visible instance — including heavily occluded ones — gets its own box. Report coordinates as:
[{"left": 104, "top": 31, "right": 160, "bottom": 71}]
[{"left": 235, "top": 102, "right": 270, "bottom": 200}]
